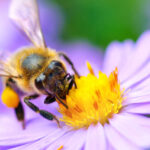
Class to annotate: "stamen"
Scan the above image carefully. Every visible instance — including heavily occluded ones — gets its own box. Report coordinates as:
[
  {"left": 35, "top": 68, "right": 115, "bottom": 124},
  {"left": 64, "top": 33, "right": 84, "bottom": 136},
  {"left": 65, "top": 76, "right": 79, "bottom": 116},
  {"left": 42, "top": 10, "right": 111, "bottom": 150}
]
[
  {"left": 86, "top": 61, "right": 95, "bottom": 75},
  {"left": 58, "top": 64, "right": 125, "bottom": 129}
]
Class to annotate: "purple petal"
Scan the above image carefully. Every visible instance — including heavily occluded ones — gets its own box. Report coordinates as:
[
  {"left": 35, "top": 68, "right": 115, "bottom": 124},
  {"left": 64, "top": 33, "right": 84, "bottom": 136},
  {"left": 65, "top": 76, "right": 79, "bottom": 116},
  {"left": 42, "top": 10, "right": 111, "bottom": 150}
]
[
  {"left": 4, "top": 141, "right": 37, "bottom": 150},
  {"left": 103, "top": 40, "right": 134, "bottom": 76},
  {"left": 109, "top": 113, "right": 150, "bottom": 147},
  {"left": 10, "top": 127, "right": 69, "bottom": 150},
  {"left": 0, "top": 117, "right": 58, "bottom": 147},
  {"left": 84, "top": 124, "right": 106, "bottom": 150},
  {"left": 123, "top": 76, "right": 150, "bottom": 99},
  {"left": 107, "top": 143, "right": 115, "bottom": 150},
  {"left": 122, "top": 31, "right": 150, "bottom": 79},
  {"left": 123, "top": 95, "right": 150, "bottom": 105},
  {"left": 104, "top": 124, "right": 139, "bottom": 150},
  {"left": 120, "top": 31, "right": 150, "bottom": 82},
  {"left": 0, "top": 98, "right": 62, "bottom": 147},
  {"left": 103, "top": 31, "right": 150, "bottom": 84},
  {"left": 121, "top": 61, "right": 150, "bottom": 90},
  {"left": 47, "top": 128, "right": 86, "bottom": 150},
  {"left": 0, "top": 104, "right": 62, "bottom": 148},
  {"left": 124, "top": 103, "right": 150, "bottom": 115}
]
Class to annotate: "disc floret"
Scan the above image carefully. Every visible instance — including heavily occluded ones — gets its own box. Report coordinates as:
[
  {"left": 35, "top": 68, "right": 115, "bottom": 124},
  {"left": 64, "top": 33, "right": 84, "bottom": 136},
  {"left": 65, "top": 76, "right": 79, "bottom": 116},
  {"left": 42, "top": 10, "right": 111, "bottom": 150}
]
[{"left": 58, "top": 63, "right": 124, "bottom": 129}]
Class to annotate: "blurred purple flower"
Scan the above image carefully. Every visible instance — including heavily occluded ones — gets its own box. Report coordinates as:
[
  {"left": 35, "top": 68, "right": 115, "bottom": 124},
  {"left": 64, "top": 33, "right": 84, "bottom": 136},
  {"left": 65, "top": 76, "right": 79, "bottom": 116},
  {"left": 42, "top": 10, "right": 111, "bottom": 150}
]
[
  {"left": 0, "top": 0, "right": 64, "bottom": 51},
  {"left": 0, "top": 29, "right": 150, "bottom": 150}
]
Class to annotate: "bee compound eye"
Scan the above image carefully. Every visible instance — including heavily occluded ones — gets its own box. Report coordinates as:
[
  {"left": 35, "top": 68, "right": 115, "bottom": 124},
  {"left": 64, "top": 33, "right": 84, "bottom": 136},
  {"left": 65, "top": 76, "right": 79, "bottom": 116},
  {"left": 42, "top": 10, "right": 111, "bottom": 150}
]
[
  {"left": 35, "top": 73, "right": 46, "bottom": 91},
  {"left": 35, "top": 79, "right": 43, "bottom": 90},
  {"left": 48, "top": 60, "right": 63, "bottom": 69},
  {"left": 53, "top": 61, "right": 63, "bottom": 68}
]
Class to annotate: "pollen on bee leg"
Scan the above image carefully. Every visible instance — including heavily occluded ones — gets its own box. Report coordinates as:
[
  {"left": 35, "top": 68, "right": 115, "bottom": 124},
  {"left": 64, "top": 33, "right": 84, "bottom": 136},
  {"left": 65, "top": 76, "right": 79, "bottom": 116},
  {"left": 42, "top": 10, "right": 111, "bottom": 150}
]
[{"left": 1, "top": 87, "right": 19, "bottom": 108}]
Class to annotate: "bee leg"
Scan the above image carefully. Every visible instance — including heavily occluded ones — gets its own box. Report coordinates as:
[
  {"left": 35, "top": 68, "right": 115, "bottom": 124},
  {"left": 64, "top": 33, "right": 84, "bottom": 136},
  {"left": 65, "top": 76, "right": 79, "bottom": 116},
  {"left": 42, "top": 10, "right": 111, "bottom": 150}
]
[
  {"left": 6, "top": 78, "right": 25, "bottom": 129},
  {"left": 15, "top": 101, "right": 25, "bottom": 129},
  {"left": 24, "top": 95, "right": 60, "bottom": 127},
  {"left": 40, "top": 110, "right": 60, "bottom": 128},
  {"left": 45, "top": 94, "right": 68, "bottom": 110},
  {"left": 55, "top": 95, "right": 68, "bottom": 109},
  {"left": 65, "top": 74, "right": 77, "bottom": 90},
  {"left": 71, "top": 75, "right": 77, "bottom": 88},
  {"left": 58, "top": 52, "right": 80, "bottom": 78},
  {"left": 44, "top": 95, "right": 56, "bottom": 104},
  {"left": 68, "top": 75, "right": 77, "bottom": 92}
]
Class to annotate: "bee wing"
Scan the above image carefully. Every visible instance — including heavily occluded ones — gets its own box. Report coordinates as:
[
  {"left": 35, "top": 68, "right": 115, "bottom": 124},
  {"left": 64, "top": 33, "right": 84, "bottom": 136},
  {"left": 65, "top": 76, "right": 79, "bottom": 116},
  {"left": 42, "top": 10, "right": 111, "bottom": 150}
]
[
  {"left": 0, "top": 51, "right": 20, "bottom": 78},
  {"left": 0, "top": 60, "right": 20, "bottom": 78},
  {"left": 9, "top": 0, "right": 46, "bottom": 48}
]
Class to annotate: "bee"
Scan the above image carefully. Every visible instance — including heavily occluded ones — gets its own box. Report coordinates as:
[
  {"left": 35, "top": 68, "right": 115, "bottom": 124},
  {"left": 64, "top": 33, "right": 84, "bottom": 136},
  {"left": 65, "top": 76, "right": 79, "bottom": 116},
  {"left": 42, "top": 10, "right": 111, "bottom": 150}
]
[{"left": 0, "top": 0, "right": 79, "bottom": 128}]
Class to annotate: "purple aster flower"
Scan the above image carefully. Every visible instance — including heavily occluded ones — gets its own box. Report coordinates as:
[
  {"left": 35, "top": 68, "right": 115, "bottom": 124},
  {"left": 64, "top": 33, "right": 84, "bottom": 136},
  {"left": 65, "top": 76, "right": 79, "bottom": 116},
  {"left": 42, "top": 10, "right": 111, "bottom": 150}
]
[{"left": 0, "top": 30, "right": 150, "bottom": 150}]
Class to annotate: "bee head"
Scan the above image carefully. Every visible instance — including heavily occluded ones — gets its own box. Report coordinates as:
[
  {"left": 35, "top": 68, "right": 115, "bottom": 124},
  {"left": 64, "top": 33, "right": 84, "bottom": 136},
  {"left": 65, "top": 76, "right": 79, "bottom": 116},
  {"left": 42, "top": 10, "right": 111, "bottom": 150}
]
[{"left": 35, "top": 60, "right": 75, "bottom": 99}]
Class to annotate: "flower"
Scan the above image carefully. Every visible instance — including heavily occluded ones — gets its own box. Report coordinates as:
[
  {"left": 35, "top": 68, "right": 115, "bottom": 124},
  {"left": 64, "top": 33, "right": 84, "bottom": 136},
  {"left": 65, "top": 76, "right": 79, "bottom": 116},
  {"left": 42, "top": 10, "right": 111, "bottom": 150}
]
[
  {"left": 1, "top": 31, "right": 150, "bottom": 150},
  {"left": 59, "top": 66, "right": 124, "bottom": 128}
]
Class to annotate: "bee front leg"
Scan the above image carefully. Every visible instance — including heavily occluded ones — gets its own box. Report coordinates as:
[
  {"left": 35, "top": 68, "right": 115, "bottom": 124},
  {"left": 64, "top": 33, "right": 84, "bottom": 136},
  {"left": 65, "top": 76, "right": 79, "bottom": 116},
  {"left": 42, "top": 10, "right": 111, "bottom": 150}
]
[
  {"left": 45, "top": 94, "right": 68, "bottom": 109},
  {"left": 24, "top": 95, "right": 60, "bottom": 127},
  {"left": 44, "top": 95, "right": 56, "bottom": 104}
]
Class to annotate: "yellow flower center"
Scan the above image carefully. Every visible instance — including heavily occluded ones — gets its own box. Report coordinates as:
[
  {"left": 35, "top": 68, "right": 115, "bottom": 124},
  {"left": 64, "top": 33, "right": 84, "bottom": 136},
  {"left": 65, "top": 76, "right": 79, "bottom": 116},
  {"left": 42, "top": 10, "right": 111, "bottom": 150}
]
[{"left": 58, "top": 62, "right": 125, "bottom": 129}]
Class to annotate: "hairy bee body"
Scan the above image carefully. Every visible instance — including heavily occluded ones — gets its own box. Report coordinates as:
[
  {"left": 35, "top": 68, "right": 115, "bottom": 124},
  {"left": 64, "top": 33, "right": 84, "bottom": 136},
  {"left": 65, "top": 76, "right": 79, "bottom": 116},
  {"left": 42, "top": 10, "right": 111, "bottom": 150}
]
[
  {"left": 7, "top": 47, "right": 64, "bottom": 94},
  {"left": 0, "top": 0, "right": 79, "bottom": 127}
]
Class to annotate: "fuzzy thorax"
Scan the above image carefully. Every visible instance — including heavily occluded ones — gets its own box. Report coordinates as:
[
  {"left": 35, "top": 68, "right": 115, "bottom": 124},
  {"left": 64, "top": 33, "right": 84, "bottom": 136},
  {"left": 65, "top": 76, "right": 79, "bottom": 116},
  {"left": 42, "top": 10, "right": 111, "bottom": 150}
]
[{"left": 58, "top": 63, "right": 125, "bottom": 129}]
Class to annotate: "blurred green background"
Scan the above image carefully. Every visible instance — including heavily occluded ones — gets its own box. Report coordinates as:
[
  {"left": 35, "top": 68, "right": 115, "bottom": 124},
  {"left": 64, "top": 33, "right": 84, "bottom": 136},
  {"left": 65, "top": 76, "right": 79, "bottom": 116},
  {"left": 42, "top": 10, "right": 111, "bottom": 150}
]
[{"left": 46, "top": 0, "right": 150, "bottom": 49}]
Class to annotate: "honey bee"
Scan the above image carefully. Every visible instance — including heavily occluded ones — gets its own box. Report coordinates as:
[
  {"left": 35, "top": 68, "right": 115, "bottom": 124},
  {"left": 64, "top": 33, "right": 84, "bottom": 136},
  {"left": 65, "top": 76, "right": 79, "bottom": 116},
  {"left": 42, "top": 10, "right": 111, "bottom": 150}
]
[{"left": 0, "top": 0, "right": 79, "bottom": 128}]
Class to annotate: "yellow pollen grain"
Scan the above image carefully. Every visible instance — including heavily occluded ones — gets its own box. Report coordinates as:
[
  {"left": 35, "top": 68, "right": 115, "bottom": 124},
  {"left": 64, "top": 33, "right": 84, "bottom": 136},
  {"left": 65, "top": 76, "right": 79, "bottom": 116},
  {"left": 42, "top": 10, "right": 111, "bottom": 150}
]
[{"left": 58, "top": 64, "right": 125, "bottom": 129}]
